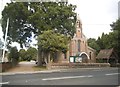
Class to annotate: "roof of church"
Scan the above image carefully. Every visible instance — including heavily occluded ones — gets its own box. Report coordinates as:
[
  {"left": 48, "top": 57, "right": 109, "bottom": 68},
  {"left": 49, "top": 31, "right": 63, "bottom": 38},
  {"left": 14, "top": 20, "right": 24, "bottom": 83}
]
[
  {"left": 96, "top": 48, "right": 118, "bottom": 59},
  {"left": 88, "top": 46, "right": 96, "bottom": 52}
]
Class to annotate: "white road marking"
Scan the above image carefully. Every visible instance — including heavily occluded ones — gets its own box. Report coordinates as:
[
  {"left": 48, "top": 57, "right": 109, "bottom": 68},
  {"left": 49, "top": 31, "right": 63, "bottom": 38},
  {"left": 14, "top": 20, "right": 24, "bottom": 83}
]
[
  {"left": 105, "top": 73, "right": 120, "bottom": 76},
  {"left": 42, "top": 75, "right": 93, "bottom": 81},
  {"left": 0, "top": 82, "right": 9, "bottom": 85}
]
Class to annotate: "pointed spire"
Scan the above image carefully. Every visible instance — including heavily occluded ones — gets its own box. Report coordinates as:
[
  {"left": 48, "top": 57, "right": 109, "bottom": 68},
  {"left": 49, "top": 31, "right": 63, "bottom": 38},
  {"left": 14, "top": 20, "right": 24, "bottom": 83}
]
[
  {"left": 77, "top": 14, "right": 80, "bottom": 20},
  {"left": 77, "top": 14, "right": 82, "bottom": 23}
]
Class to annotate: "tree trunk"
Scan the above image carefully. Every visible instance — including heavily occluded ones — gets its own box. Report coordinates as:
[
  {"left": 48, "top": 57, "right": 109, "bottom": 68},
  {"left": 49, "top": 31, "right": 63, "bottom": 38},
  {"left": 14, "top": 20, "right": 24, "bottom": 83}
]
[
  {"left": 48, "top": 52, "right": 51, "bottom": 63},
  {"left": 37, "top": 46, "right": 43, "bottom": 66},
  {"left": 46, "top": 52, "right": 51, "bottom": 70}
]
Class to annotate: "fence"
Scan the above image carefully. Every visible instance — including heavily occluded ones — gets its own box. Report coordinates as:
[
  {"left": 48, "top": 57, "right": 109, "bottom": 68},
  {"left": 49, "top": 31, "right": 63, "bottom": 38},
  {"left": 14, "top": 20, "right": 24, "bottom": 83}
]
[
  {"left": 47, "top": 63, "right": 111, "bottom": 69},
  {"left": 0, "top": 62, "right": 12, "bottom": 72}
]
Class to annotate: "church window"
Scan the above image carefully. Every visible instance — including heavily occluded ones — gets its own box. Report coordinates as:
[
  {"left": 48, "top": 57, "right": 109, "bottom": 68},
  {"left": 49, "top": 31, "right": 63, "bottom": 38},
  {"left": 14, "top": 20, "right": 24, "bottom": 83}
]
[
  {"left": 78, "top": 40, "right": 80, "bottom": 52},
  {"left": 64, "top": 53, "right": 67, "bottom": 59},
  {"left": 89, "top": 52, "right": 92, "bottom": 60}
]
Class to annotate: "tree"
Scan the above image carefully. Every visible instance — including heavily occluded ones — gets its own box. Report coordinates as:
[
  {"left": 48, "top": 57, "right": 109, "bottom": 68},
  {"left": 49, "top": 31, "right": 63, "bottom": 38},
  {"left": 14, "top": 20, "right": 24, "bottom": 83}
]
[
  {"left": 2, "top": 2, "right": 77, "bottom": 66},
  {"left": 2, "top": 2, "right": 32, "bottom": 48},
  {"left": 29, "top": 2, "right": 76, "bottom": 65},
  {"left": 8, "top": 47, "right": 19, "bottom": 65},
  {"left": 19, "top": 49, "right": 27, "bottom": 61},
  {"left": 87, "top": 38, "right": 100, "bottom": 54},
  {"left": 0, "top": 39, "right": 3, "bottom": 49},
  {"left": 37, "top": 30, "right": 69, "bottom": 63},
  {"left": 110, "top": 18, "right": 120, "bottom": 62},
  {"left": 19, "top": 47, "right": 37, "bottom": 61},
  {"left": 28, "top": 2, "right": 76, "bottom": 36},
  {"left": 26, "top": 47, "right": 37, "bottom": 61}
]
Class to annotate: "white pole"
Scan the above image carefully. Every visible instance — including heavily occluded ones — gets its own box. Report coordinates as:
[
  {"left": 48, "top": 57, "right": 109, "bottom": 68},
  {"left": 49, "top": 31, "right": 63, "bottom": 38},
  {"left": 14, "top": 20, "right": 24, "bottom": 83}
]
[{"left": 2, "top": 18, "right": 9, "bottom": 62}]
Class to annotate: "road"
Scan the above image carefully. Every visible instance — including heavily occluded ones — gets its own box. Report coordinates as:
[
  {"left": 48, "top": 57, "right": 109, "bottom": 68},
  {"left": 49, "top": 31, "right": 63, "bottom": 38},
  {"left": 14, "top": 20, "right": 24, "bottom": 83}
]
[{"left": 1, "top": 67, "right": 120, "bottom": 86}]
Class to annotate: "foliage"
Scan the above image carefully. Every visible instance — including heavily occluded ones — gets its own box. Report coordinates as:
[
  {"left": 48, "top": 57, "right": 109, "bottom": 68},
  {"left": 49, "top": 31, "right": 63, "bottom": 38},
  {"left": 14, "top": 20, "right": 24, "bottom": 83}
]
[
  {"left": 2, "top": 2, "right": 77, "bottom": 65},
  {"left": 38, "top": 30, "right": 69, "bottom": 53},
  {"left": 28, "top": 2, "right": 77, "bottom": 36},
  {"left": 37, "top": 30, "right": 69, "bottom": 63},
  {"left": 19, "top": 47, "right": 37, "bottom": 61},
  {"left": 2, "top": 2, "right": 77, "bottom": 48},
  {"left": 2, "top": 2, "right": 32, "bottom": 48},
  {"left": 0, "top": 39, "right": 3, "bottom": 49},
  {"left": 26, "top": 47, "right": 37, "bottom": 61},
  {"left": 87, "top": 38, "right": 100, "bottom": 54},
  {"left": 8, "top": 47, "right": 19, "bottom": 64},
  {"left": 110, "top": 18, "right": 120, "bottom": 62},
  {"left": 88, "top": 18, "right": 120, "bottom": 63},
  {"left": 19, "top": 49, "right": 27, "bottom": 61}
]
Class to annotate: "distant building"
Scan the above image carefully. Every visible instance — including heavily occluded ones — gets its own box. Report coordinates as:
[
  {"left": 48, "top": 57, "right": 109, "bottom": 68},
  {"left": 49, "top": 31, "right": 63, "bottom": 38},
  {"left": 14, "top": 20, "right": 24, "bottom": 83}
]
[
  {"left": 53, "top": 15, "right": 96, "bottom": 63},
  {"left": 118, "top": 1, "right": 120, "bottom": 18}
]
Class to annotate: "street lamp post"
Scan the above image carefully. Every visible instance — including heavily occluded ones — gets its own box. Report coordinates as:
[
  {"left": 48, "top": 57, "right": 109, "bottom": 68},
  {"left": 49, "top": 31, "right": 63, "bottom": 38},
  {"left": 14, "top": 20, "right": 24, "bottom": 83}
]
[{"left": 2, "top": 18, "right": 9, "bottom": 62}]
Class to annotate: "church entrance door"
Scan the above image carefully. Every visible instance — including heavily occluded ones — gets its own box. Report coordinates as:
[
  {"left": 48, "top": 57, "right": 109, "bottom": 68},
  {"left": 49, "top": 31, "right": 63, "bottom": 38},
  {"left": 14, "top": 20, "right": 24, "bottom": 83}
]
[{"left": 80, "top": 52, "right": 89, "bottom": 63}]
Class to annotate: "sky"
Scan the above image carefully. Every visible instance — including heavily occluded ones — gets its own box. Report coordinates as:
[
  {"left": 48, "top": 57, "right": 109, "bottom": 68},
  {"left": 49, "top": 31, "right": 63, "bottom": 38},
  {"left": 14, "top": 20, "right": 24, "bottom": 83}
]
[
  {"left": 0, "top": 0, "right": 119, "bottom": 49},
  {"left": 68, "top": 0, "right": 119, "bottom": 39}
]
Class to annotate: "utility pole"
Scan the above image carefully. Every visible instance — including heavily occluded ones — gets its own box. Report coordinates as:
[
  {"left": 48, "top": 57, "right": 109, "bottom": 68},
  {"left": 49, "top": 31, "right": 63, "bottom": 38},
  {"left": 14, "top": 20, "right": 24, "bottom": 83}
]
[{"left": 2, "top": 18, "right": 9, "bottom": 62}]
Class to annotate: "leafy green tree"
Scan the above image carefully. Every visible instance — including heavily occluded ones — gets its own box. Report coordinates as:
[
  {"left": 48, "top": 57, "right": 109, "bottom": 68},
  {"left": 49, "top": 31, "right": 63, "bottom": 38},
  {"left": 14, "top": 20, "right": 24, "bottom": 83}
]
[
  {"left": 87, "top": 38, "right": 100, "bottom": 54},
  {"left": 2, "top": 2, "right": 32, "bottom": 48},
  {"left": 29, "top": 2, "right": 76, "bottom": 65},
  {"left": 19, "top": 47, "right": 37, "bottom": 61},
  {"left": 28, "top": 2, "right": 76, "bottom": 36},
  {"left": 37, "top": 30, "right": 69, "bottom": 63},
  {"left": 26, "top": 47, "right": 37, "bottom": 61},
  {"left": 110, "top": 19, "right": 120, "bottom": 62},
  {"left": 2, "top": 2, "right": 77, "bottom": 66},
  {"left": 0, "top": 39, "right": 3, "bottom": 49},
  {"left": 8, "top": 47, "right": 19, "bottom": 65},
  {"left": 19, "top": 49, "right": 27, "bottom": 61}
]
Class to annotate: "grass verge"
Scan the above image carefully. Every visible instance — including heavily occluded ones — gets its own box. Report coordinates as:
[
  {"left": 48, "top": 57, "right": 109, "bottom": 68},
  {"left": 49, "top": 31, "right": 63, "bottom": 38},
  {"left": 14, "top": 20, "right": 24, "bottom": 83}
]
[{"left": 33, "top": 66, "right": 47, "bottom": 71}]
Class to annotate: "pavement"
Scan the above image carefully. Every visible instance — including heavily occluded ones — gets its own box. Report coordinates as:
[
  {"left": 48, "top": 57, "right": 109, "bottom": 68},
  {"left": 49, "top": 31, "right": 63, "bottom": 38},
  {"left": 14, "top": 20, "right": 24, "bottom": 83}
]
[{"left": 1, "top": 61, "right": 62, "bottom": 75}]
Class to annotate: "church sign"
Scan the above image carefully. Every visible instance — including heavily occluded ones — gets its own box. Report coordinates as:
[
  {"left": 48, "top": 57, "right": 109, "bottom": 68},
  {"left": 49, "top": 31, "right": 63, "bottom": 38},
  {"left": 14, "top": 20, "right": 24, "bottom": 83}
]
[{"left": 69, "top": 56, "right": 82, "bottom": 63}]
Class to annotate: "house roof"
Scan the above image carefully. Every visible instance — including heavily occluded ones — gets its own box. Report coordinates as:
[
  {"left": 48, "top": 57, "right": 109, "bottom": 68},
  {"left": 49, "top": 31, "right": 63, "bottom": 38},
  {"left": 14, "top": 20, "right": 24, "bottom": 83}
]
[{"left": 96, "top": 48, "right": 115, "bottom": 59}]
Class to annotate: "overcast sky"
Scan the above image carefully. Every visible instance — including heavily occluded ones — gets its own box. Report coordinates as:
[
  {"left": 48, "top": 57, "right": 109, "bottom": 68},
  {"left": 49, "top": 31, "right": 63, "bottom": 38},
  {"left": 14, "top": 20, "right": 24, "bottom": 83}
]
[
  {"left": 0, "top": 0, "right": 119, "bottom": 41},
  {"left": 69, "top": 0, "right": 119, "bottom": 39}
]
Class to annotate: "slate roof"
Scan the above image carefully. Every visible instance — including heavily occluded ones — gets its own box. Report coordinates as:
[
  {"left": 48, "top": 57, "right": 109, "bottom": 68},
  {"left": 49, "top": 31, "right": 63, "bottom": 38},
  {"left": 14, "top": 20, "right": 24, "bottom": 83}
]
[{"left": 96, "top": 48, "right": 116, "bottom": 59}]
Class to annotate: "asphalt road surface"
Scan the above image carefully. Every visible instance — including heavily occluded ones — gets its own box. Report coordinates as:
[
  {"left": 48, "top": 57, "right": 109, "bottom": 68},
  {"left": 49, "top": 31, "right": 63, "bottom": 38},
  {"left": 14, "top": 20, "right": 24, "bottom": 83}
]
[{"left": 1, "top": 67, "right": 120, "bottom": 86}]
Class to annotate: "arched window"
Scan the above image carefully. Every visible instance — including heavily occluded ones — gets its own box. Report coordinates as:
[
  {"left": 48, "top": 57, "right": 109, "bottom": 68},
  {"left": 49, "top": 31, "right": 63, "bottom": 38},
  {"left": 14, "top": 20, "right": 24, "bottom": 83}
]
[
  {"left": 78, "top": 40, "right": 80, "bottom": 52},
  {"left": 89, "top": 52, "right": 92, "bottom": 60}
]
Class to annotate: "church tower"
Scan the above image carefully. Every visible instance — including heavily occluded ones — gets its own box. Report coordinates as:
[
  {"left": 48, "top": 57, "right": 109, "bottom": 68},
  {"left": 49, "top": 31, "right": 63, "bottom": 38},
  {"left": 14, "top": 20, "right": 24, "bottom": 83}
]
[{"left": 76, "top": 15, "right": 82, "bottom": 38}]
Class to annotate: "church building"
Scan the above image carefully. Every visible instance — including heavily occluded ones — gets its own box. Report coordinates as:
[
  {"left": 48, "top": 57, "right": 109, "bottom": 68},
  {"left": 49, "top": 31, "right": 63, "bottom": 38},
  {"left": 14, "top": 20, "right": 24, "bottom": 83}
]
[{"left": 54, "top": 15, "right": 96, "bottom": 63}]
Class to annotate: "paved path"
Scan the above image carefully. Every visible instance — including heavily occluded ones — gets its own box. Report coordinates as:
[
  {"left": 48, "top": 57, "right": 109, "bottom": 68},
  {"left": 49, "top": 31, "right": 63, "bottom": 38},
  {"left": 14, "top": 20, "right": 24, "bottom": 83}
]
[{"left": 6, "top": 61, "right": 36, "bottom": 73}]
